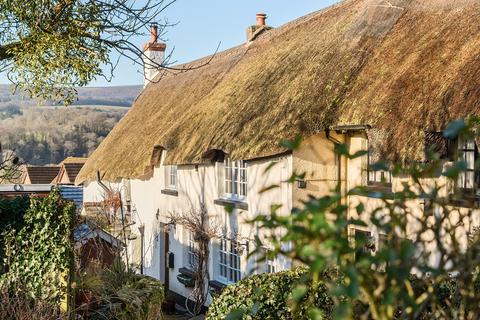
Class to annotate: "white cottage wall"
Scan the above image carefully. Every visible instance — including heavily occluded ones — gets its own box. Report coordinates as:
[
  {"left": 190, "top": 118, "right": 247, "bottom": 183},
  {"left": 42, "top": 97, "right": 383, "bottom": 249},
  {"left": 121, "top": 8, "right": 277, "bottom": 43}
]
[{"left": 81, "top": 153, "right": 294, "bottom": 305}]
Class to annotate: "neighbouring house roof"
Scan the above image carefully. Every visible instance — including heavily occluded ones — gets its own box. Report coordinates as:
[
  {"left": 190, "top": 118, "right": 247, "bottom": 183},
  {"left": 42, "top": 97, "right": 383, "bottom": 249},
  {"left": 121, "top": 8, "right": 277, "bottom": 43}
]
[
  {"left": 22, "top": 166, "right": 60, "bottom": 184},
  {"left": 76, "top": 0, "right": 480, "bottom": 183},
  {"left": 54, "top": 157, "right": 87, "bottom": 184}
]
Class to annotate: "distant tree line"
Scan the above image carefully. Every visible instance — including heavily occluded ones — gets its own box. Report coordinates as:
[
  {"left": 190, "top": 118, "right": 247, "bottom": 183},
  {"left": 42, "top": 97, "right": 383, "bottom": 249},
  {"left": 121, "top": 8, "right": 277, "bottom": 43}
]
[{"left": 0, "top": 106, "right": 126, "bottom": 165}]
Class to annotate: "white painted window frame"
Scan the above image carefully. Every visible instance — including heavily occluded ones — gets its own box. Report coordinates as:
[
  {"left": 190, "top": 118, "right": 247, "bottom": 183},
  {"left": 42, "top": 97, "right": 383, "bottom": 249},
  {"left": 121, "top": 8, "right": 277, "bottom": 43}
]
[
  {"left": 367, "top": 146, "right": 392, "bottom": 186},
  {"left": 187, "top": 230, "right": 198, "bottom": 269},
  {"left": 457, "top": 138, "right": 477, "bottom": 191},
  {"left": 218, "top": 236, "right": 241, "bottom": 284},
  {"left": 165, "top": 165, "right": 177, "bottom": 190},
  {"left": 223, "top": 158, "right": 247, "bottom": 200},
  {"left": 264, "top": 247, "right": 278, "bottom": 274}
]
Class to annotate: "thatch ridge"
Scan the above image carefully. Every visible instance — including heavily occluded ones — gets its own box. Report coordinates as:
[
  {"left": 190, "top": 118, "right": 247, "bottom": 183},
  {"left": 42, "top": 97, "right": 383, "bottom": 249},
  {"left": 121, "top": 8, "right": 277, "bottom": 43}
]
[{"left": 77, "top": 0, "right": 480, "bottom": 183}]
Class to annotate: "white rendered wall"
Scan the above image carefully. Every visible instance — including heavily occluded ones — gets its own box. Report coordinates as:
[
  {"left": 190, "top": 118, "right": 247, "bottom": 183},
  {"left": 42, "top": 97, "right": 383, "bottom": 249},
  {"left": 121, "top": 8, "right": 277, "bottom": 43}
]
[
  {"left": 143, "top": 49, "right": 164, "bottom": 87},
  {"left": 82, "top": 152, "right": 294, "bottom": 304}
]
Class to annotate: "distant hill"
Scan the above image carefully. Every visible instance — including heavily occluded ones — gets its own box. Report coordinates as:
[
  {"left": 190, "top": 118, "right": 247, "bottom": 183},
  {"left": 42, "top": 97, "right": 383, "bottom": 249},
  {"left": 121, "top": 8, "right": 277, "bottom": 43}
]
[
  {"left": 0, "top": 85, "right": 142, "bottom": 166},
  {"left": 0, "top": 84, "right": 142, "bottom": 108}
]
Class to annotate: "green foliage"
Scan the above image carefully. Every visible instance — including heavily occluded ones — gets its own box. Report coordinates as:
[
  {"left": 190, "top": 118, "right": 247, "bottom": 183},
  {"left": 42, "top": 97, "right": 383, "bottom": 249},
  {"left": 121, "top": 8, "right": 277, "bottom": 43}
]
[
  {"left": 77, "top": 258, "right": 165, "bottom": 320},
  {"left": 206, "top": 267, "right": 334, "bottom": 320},
  {"left": 0, "top": 1, "right": 166, "bottom": 103},
  {"left": 0, "top": 0, "right": 108, "bottom": 103},
  {"left": 249, "top": 118, "right": 480, "bottom": 319},
  {"left": 0, "top": 196, "right": 29, "bottom": 269},
  {"left": 0, "top": 189, "right": 75, "bottom": 302}
]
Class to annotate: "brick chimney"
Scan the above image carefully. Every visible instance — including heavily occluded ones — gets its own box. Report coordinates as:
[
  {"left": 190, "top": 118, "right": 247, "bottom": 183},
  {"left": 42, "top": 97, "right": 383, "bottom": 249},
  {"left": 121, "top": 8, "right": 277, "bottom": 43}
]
[
  {"left": 246, "top": 13, "right": 271, "bottom": 42},
  {"left": 143, "top": 23, "right": 166, "bottom": 88},
  {"left": 256, "top": 13, "right": 267, "bottom": 26}
]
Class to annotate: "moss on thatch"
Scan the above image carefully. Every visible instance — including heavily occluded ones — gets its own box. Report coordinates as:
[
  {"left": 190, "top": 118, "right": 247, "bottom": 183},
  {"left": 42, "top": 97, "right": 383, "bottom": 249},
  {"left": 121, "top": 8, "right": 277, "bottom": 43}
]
[{"left": 77, "top": 0, "right": 480, "bottom": 183}]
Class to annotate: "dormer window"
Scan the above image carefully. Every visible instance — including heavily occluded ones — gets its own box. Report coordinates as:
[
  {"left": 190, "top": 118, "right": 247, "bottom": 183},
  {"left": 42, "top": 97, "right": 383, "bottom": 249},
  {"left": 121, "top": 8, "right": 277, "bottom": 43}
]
[
  {"left": 224, "top": 158, "right": 247, "bottom": 200},
  {"left": 165, "top": 165, "right": 177, "bottom": 190},
  {"left": 456, "top": 139, "right": 478, "bottom": 192}
]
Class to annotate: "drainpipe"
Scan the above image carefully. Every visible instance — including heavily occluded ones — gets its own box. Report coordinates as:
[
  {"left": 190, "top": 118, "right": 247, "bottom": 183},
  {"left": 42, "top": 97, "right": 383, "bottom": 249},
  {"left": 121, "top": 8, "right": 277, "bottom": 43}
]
[
  {"left": 96, "top": 171, "right": 110, "bottom": 193},
  {"left": 138, "top": 224, "right": 145, "bottom": 274}
]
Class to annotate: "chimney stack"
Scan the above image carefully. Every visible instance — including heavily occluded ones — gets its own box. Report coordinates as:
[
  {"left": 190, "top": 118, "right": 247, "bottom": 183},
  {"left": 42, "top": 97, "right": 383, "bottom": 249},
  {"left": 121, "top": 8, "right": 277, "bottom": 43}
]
[
  {"left": 246, "top": 12, "right": 271, "bottom": 42},
  {"left": 143, "top": 23, "right": 166, "bottom": 88}
]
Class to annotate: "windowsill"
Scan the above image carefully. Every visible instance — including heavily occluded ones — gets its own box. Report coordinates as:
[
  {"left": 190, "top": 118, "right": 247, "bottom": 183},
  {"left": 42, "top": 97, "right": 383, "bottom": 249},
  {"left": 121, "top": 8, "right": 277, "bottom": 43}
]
[
  {"left": 214, "top": 198, "right": 248, "bottom": 210},
  {"left": 161, "top": 189, "right": 178, "bottom": 197},
  {"left": 352, "top": 185, "right": 394, "bottom": 199},
  {"left": 209, "top": 280, "right": 227, "bottom": 296},
  {"left": 449, "top": 192, "right": 480, "bottom": 208},
  {"left": 178, "top": 267, "right": 196, "bottom": 279},
  {"left": 214, "top": 278, "right": 234, "bottom": 286}
]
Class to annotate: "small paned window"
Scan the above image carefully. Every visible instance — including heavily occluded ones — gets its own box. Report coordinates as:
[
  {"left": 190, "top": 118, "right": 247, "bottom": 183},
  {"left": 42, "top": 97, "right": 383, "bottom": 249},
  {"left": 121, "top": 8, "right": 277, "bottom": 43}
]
[
  {"left": 187, "top": 231, "right": 198, "bottom": 269},
  {"left": 457, "top": 139, "right": 477, "bottom": 191},
  {"left": 165, "top": 165, "right": 177, "bottom": 190},
  {"left": 224, "top": 158, "right": 247, "bottom": 199},
  {"left": 219, "top": 237, "right": 241, "bottom": 283},
  {"left": 368, "top": 149, "right": 391, "bottom": 186},
  {"left": 265, "top": 249, "right": 277, "bottom": 274}
]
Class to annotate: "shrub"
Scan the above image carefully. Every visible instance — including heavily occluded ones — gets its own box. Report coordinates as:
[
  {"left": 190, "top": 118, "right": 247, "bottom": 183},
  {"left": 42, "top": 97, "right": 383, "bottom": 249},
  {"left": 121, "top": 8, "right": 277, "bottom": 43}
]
[
  {"left": 0, "top": 288, "right": 64, "bottom": 320},
  {"left": 76, "top": 258, "right": 165, "bottom": 320},
  {"left": 206, "top": 267, "right": 333, "bottom": 320}
]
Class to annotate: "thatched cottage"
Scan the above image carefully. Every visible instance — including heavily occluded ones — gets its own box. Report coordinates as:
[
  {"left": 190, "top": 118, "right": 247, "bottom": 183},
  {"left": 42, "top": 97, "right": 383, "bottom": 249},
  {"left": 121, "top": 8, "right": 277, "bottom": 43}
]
[{"left": 77, "top": 0, "right": 480, "bottom": 305}]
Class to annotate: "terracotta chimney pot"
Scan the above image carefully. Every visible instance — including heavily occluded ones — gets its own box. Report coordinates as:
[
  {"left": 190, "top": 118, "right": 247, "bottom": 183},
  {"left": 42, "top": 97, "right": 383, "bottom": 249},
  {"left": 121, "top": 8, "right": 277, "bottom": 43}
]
[
  {"left": 150, "top": 24, "right": 158, "bottom": 43},
  {"left": 256, "top": 13, "right": 267, "bottom": 26}
]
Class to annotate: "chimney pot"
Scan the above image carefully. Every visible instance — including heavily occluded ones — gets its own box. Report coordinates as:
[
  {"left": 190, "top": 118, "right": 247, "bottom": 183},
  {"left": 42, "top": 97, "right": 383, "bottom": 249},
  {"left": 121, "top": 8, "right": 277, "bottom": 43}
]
[
  {"left": 256, "top": 13, "right": 267, "bottom": 26},
  {"left": 150, "top": 23, "right": 158, "bottom": 43}
]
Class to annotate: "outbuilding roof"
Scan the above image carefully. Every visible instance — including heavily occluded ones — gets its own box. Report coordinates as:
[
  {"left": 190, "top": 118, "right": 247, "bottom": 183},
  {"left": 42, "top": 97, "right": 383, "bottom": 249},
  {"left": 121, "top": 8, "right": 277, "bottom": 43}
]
[{"left": 77, "top": 0, "right": 480, "bottom": 183}]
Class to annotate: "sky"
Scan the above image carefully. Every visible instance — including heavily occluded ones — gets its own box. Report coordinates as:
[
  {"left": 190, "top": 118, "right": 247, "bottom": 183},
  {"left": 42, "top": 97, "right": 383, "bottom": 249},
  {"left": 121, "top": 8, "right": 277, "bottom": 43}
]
[{"left": 0, "top": 0, "right": 340, "bottom": 87}]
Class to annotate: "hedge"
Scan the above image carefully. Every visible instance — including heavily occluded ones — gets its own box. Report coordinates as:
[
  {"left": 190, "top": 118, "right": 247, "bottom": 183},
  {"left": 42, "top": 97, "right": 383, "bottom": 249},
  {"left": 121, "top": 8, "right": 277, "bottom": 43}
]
[
  {"left": 206, "top": 267, "right": 333, "bottom": 320},
  {"left": 206, "top": 267, "right": 480, "bottom": 320}
]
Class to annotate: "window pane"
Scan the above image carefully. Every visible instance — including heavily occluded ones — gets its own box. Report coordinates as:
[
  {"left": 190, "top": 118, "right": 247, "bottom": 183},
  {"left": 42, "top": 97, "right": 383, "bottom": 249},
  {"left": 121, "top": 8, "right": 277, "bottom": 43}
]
[
  {"left": 233, "top": 164, "right": 238, "bottom": 195},
  {"left": 458, "top": 172, "right": 466, "bottom": 189},
  {"left": 225, "top": 160, "right": 231, "bottom": 194},
  {"left": 466, "top": 140, "right": 475, "bottom": 150},
  {"left": 219, "top": 237, "right": 241, "bottom": 283},
  {"left": 466, "top": 171, "right": 475, "bottom": 189},
  {"left": 466, "top": 151, "right": 475, "bottom": 170}
]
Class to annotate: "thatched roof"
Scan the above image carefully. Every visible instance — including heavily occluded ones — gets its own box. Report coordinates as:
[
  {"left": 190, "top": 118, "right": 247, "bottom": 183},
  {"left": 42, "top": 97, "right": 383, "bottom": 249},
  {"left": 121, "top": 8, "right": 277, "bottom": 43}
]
[{"left": 77, "top": 0, "right": 480, "bottom": 183}]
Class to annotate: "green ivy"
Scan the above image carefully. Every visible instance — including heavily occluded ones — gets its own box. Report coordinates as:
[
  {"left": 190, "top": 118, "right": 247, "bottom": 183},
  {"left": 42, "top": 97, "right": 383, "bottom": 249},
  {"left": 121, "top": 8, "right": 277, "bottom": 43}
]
[
  {"left": 0, "top": 196, "right": 30, "bottom": 270},
  {"left": 206, "top": 267, "right": 334, "bottom": 320},
  {"left": 0, "top": 189, "right": 75, "bottom": 303}
]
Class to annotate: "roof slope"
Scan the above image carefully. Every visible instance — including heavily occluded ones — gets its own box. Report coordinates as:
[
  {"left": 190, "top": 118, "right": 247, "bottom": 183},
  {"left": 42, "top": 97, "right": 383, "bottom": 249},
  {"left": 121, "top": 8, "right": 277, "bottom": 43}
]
[
  {"left": 56, "top": 157, "right": 87, "bottom": 184},
  {"left": 77, "top": 0, "right": 480, "bottom": 183},
  {"left": 24, "top": 166, "right": 60, "bottom": 184}
]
